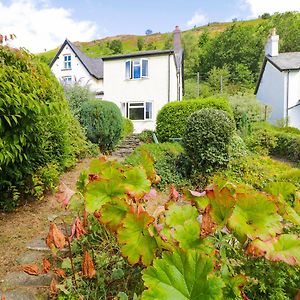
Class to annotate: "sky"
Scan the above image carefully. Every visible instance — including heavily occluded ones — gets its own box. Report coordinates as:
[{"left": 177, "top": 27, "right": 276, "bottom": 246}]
[{"left": 1, "top": 0, "right": 300, "bottom": 53}]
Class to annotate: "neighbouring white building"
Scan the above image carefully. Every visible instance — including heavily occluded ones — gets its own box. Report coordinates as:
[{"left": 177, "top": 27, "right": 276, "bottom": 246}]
[
  {"left": 50, "top": 27, "right": 184, "bottom": 133},
  {"left": 255, "top": 29, "right": 300, "bottom": 129}
]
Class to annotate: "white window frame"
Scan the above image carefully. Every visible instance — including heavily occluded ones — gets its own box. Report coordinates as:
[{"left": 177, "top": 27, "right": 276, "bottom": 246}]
[
  {"left": 64, "top": 54, "right": 72, "bottom": 70},
  {"left": 62, "top": 76, "right": 72, "bottom": 85},
  {"left": 126, "top": 101, "right": 153, "bottom": 121},
  {"left": 125, "top": 59, "right": 149, "bottom": 80}
]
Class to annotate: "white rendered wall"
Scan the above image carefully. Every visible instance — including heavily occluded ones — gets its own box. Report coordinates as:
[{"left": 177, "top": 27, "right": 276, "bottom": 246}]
[
  {"left": 286, "top": 71, "right": 300, "bottom": 128},
  {"left": 256, "top": 61, "right": 285, "bottom": 123},
  {"left": 103, "top": 54, "right": 179, "bottom": 133},
  {"left": 51, "top": 44, "right": 103, "bottom": 94}
]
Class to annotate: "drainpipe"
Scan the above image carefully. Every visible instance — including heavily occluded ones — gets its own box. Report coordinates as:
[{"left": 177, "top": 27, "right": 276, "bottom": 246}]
[
  {"left": 168, "top": 53, "right": 170, "bottom": 102},
  {"left": 286, "top": 71, "right": 290, "bottom": 122}
]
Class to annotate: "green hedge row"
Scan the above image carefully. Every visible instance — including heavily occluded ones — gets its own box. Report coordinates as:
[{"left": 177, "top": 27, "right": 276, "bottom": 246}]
[
  {"left": 156, "top": 97, "right": 234, "bottom": 142},
  {"left": 0, "top": 47, "right": 88, "bottom": 210},
  {"left": 249, "top": 123, "right": 300, "bottom": 163}
]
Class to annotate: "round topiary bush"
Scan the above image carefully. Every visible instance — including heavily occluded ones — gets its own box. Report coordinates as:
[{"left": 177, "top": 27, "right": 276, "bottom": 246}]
[
  {"left": 81, "top": 99, "right": 123, "bottom": 152},
  {"left": 156, "top": 97, "right": 233, "bottom": 142},
  {"left": 183, "top": 108, "right": 235, "bottom": 173}
]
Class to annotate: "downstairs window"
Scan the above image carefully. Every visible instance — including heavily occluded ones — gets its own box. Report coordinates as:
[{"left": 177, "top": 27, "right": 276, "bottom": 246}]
[{"left": 122, "top": 102, "right": 153, "bottom": 121}]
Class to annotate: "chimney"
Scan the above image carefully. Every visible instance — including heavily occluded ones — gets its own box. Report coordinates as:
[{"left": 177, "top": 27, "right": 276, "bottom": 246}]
[
  {"left": 173, "top": 25, "right": 182, "bottom": 52},
  {"left": 265, "top": 28, "right": 279, "bottom": 57}
]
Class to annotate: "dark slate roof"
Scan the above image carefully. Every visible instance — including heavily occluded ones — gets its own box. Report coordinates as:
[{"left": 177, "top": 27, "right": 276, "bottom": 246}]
[
  {"left": 267, "top": 52, "right": 300, "bottom": 71},
  {"left": 101, "top": 49, "right": 175, "bottom": 60},
  {"left": 255, "top": 52, "right": 300, "bottom": 94},
  {"left": 50, "top": 39, "right": 103, "bottom": 79}
]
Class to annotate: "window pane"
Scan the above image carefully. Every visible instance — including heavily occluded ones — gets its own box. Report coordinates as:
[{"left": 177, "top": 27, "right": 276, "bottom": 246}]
[
  {"left": 129, "top": 107, "right": 144, "bottom": 120},
  {"left": 146, "top": 102, "right": 152, "bottom": 119},
  {"left": 133, "top": 61, "right": 141, "bottom": 79},
  {"left": 125, "top": 61, "right": 131, "bottom": 79},
  {"left": 142, "top": 60, "right": 148, "bottom": 77}
]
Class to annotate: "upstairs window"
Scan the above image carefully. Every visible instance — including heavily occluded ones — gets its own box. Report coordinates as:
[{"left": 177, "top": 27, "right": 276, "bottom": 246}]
[
  {"left": 125, "top": 59, "right": 148, "bottom": 79},
  {"left": 64, "top": 55, "right": 72, "bottom": 69},
  {"left": 125, "top": 102, "right": 153, "bottom": 120}
]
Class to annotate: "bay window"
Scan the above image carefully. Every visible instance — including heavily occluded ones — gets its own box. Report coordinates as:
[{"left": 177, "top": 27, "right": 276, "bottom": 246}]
[{"left": 125, "top": 59, "right": 148, "bottom": 79}]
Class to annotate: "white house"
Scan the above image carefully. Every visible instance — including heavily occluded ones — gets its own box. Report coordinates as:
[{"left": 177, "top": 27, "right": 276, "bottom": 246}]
[
  {"left": 255, "top": 29, "right": 300, "bottom": 129},
  {"left": 50, "top": 27, "right": 183, "bottom": 133}
]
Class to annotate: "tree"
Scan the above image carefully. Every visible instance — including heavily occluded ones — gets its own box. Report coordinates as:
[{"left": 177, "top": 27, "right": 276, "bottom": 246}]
[
  {"left": 145, "top": 29, "right": 153, "bottom": 35},
  {"left": 137, "top": 37, "right": 144, "bottom": 51},
  {"left": 109, "top": 40, "right": 123, "bottom": 54}
]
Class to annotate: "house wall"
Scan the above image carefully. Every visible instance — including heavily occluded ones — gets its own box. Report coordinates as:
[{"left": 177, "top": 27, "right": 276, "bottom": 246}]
[
  {"left": 103, "top": 54, "right": 179, "bottom": 133},
  {"left": 286, "top": 71, "right": 300, "bottom": 128},
  {"left": 51, "top": 45, "right": 103, "bottom": 94},
  {"left": 256, "top": 62, "right": 285, "bottom": 123}
]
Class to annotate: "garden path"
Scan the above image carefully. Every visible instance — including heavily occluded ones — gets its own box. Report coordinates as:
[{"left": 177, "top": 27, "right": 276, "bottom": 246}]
[{"left": 0, "top": 134, "right": 141, "bottom": 299}]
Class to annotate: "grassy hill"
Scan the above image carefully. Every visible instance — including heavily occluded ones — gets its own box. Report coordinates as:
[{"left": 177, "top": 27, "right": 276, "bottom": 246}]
[{"left": 39, "top": 18, "right": 266, "bottom": 64}]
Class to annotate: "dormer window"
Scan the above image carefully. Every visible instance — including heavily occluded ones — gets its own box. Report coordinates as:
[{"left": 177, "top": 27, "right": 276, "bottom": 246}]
[
  {"left": 64, "top": 54, "right": 72, "bottom": 69},
  {"left": 125, "top": 59, "right": 148, "bottom": 80}
]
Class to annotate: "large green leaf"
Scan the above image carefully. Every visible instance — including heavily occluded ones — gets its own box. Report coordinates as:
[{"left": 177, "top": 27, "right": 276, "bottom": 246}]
[
  {"left": 165, "top": 204, "right": 202, "bottom": 249},
  {"left": 274, "top": 195, "right": 300, "bottom": 226},
  {"left": 264, "top": 182, "right": 297, "bottom": 203},
  {"left": 248, "top": 234, "right": 300, "bottom": 265},
  {"left": 118, "top": 211, "right": 157, "bottom": 266},
  {"left": 123, "top": 167, "right": 151, "bottom": 200},
  {"left": 206, "top": 187, "right": 236, "bottom": 226},
  {"left": 142, "top": 250, "right": 224, "bottom": 300},
  {"left": 228, "top": 192, "right": 282, "bottom": 242},
  {"left": 85, "top": 179, "right": 126, "bottom": 213},
  {"left": 98, "top": 200, "right": 130, "bottom": 231}
]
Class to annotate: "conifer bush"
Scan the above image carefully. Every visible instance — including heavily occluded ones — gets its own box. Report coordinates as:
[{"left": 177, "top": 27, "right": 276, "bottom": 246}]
[
  {"left": 183, "top": 108, "right": 235, "bottom": 173},
  {"left": 81, "top": 99, "right": 123, "bottom": 152}
]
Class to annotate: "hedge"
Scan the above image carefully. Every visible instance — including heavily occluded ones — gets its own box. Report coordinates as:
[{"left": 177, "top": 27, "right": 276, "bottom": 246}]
[
  {"left": 156, "top": 97, "right": 234, "bottom": 142},
  {"left": 81, "top": 99, "right": 123, "bottom": 152},
  {"left": 0, "top": 47, "right": 88, "bottom": 210}
]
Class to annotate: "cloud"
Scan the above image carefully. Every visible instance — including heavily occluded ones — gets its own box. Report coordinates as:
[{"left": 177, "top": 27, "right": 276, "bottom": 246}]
[
  {"left": 0, "top": 0, "right": 99, "bottom": 53},
  {"left": 243, "top": 0, "right": 300, "bottom": 17},
  {"left": 187, "top": 11, "right": 208, "bottom": 27}
]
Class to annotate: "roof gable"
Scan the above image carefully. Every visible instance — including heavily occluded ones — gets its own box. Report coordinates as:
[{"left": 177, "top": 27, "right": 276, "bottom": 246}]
[{"left": 50, "top": 39, "right": 103, "bottom": 79}]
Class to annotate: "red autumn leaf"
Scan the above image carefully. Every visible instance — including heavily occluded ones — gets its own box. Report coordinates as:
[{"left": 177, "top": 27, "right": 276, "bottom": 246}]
[
  {"left": 88, "top": 173, "right": 101, "bottom": 182},
  {"left": 201, "top": 205, "right": 217, "bottom": 238},
  {"left": 46, "top": 223, "right": 66, "bottom": 250},
  {"left": 42, "top": 258, "right": 51, "bottom": 274},
  {"left": 1, "top": 294, "right": 6, "bottom": 300},
  {"left": 70, "top": 217, "right": 86, "bottom": 240},
  {"left": 54, "top": 268, "right": 66, "bottom": 278},
  {"left": 50, "top": 278, "right": 58, "bottom": 296},
  {"left": 82, "top": 250, "right": 96, "bottom": 278},
  {"left": 294, "top": 290, "right": 300, "bottom": 300},
  {"left": 241, "top": 291, "right": 250, "bottom": 300},
  {"left": 245, "top": 242, "right": 266, "bottom": 258},
  {"left": 56, "top": 183, "right": 75, "bottom": 208},
  {"left": 22, "top": 264, "right": 39, "bottom": 276},
  {"left": 169, "top": 184, "right": 179, "bottom": 201}
]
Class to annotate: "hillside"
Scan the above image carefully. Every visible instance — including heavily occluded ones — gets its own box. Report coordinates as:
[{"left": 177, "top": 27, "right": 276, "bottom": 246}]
[{"left": 39, "top": 18, "right": 266, "bottom": 64}]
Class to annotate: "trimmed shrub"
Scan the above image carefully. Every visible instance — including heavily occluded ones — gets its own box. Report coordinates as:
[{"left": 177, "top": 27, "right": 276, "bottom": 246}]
[
  {"left": 81, "top": 100, "right": 123, "bottom": 152},
  {"left": 0, "top": 47, "right": 87, "bottom": 210},
  {"left": 122, "top": 118, "right": 134, "bottom": 139},
  {"left": 156, "top": 97, "right": 233, "bottom": 142},
  {"left": 183, "top": 108, "right": 235, "bottom": 173}
]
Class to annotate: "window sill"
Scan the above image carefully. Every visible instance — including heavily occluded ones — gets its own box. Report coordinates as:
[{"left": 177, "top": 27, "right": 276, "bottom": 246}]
[
  {"left": 125, "top": 77, "right": 149, "bottom": 81},
  {"left": 61, "top": 68, "right": 72, "bottom": 71},
  {"left": 130, "top": 119, "right": 153, "bottom": 122}
]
